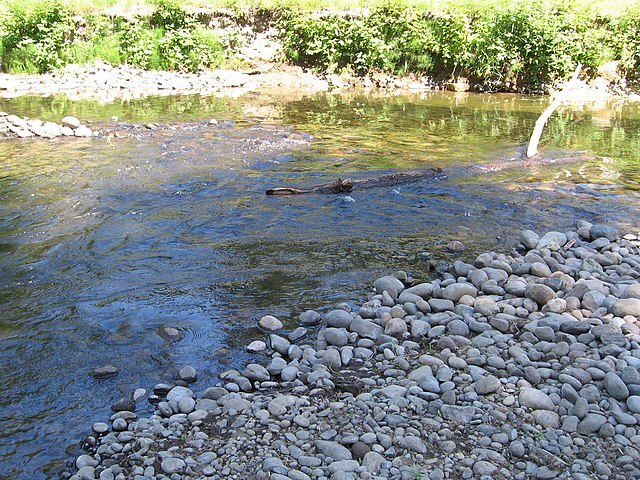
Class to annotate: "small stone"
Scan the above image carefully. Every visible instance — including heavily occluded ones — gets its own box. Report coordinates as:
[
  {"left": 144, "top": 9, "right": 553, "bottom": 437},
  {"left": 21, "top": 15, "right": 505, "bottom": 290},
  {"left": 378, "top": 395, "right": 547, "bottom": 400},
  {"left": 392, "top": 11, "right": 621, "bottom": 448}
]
[
  {"left": 373, "top": 276, "right": 405, "bottom": 299},
  {"left": 520, "top": 230, "right": 540, "bottom": 249},
  {"left": 299, "top": 310, "right": 322, "bottom": 325},
  {"left": 577, "top": 413, "right": 607, "bottom": 434},
  {"left": 158, "top": 326, "right": 183, "bottom": 342},
  {"left": 473, "top": 461, "right": 497, "bottom": 477},
  {"left": 92, "top": 423, "right": 109, "bottom": 434},
  {"left": 324, "top": 309, "right": 353, "bottom": 328},
  {"left": 537, "top": 231, "right": 567, "bottom": 250},
  {"left": 316, "top": 440, "right": 352, "bottom": 461},
  {"left": 243, "top": 364, "right": 270, "bottom": 382},
  {"left": 161, "top": 458, "right": 186, "bottom": 475},
  {"left": 525, "top": 284, "right": 556, "bottom": 306},
  {"left": 446, "top": 240, "right": 466, "bottom": 252},
  {"left": 246, "top": 340, "right": 267, "bottom": 353},
  {"left": 323, "top": 328, "right": 349, "bottom": 346},
  {"left": 475, "top": 375, "right": 501, "bottom": 395},
  {"left": 613, "top": 298, "right": 640, "bottom": 317},
  {"left": 178, "top": 366, "right": 197, "bottom": 383},
  {"left": 627, "top": 396, "right": 640, "bottom": 413},
  {"left": 362, "top": 451, "right": 385, "bottom": 474},
  {"left": 519, "top": 387, "right": 555, "bottom": 410},
  {"left": 589, "top": 224, "right": 618, "bottom": 241},
  {"left": 111, "top": 398, "right": 135, "bottom": 412},
  {"left": 259, "top": 315, "right": 283, "bottom": 331},
  {"left": 604, "top": 372, "right": 629, "bottom": 401},
  {"left": 443, "top": 283, "right": 478, "bottom": 302},
  {"left": 61, "top": 115, "right": 81, "bottom": 129},
  {"left": 385, "top": 318, "right": 408, "bottom": 337}
]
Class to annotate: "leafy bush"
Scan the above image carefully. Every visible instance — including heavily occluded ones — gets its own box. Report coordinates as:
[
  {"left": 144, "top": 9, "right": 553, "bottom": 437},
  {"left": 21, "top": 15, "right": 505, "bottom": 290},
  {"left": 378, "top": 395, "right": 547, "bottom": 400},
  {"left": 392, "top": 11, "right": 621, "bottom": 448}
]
[
  {"left": 279, "top": 1, "right": 629, "bottom": 87},
  {"left": 0, "top": 0, "right": 74, "bottom": 73},
  {"left": 119, "top": 21, "right": 162, "bottom": 69},
  {"left": 150, "top": 0, "right": 189, "bottom": 30},
  {"left": 616, "top": 6, "right": 640, "bottom": 77},
  {"left": 157, "top": 27, "right": 224, "bottom": 72}
]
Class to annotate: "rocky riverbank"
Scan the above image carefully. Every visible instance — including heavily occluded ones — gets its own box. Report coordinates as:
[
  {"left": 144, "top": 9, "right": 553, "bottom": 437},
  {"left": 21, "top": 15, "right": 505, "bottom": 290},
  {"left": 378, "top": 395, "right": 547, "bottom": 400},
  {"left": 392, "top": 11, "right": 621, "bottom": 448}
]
[
  {"left": 0, "top": 61, "right": 447, "bottom": 104},
  {"left": 66, "top": 221, "right": 640, "bottom": 480}
]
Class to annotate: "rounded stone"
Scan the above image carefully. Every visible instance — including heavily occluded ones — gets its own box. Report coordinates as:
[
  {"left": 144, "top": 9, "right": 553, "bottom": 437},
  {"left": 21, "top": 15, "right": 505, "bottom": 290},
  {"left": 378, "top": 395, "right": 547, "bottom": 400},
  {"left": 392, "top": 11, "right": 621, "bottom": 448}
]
[
  {"left": 61, "top": 115, "right": 81, "bottom": 129},
  {"left": 525, "top": 284, "right": 556, "bottom": 306},
  {"left": 627, "top": 396, "right": 640, "bottom": 414},
  {"left": 259, "top": 315, "right": 284, "bottom": 331},
  {"left": 178, "top": 366, "right": 197, "bottom": 383},
  {"left": 247, "top": 340, "right": 267, "bottom": 353},
  {"left": 385, "top": 318, "right": 408, "bottom": 337},
  {"left": 161, "top": 458, "right": 186, "bottom": 475},
  {"left": 519, "top": 387, "right": 555, "bottom": 410},
  {"left": 324, "top": 309, "right": 353, "bottom": 328},
  {"left": 475, "top": 375, "right": 501, "bottom": 395},
  {"left": 613, "top": 298, "right": 640, "bottom": 318}
]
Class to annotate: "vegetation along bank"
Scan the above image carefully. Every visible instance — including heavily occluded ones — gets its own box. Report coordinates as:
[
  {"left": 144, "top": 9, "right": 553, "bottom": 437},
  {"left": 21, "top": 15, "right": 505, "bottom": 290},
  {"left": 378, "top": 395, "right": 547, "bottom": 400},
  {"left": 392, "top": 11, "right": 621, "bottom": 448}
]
[{"left": 0, "top": 0, "right": 639, "bottom": 92}]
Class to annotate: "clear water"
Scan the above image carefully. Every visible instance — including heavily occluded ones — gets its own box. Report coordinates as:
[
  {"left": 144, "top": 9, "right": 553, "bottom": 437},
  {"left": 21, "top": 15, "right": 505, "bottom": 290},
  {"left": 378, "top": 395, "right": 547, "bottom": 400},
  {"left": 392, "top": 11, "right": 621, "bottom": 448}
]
[{"left": 0, "top": 91, "right": 639, "bottom": 479}]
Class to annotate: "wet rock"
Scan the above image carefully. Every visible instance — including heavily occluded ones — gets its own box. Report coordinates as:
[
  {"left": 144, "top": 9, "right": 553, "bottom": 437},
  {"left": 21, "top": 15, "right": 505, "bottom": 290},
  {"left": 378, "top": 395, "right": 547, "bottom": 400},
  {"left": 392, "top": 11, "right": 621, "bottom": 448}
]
[
  {"left": 157, "top": 326, "right": 183, "bottom": 342},
  {"left": 111, "top": 398, "right": 135, "bottom": 412},
  {"left": 178, "top": 366, "right": 197, "bottom": 383},
  {"left": 90, "top": 365, "right": 120, "bottom": 378}
]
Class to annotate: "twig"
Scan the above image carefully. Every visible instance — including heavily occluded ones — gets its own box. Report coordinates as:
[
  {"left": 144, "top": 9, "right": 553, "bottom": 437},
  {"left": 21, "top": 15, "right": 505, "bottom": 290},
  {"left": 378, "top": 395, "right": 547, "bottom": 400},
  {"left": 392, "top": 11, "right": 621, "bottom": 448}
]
[{"left": 526, "top": 64, "right": 582, "bottom": 158}]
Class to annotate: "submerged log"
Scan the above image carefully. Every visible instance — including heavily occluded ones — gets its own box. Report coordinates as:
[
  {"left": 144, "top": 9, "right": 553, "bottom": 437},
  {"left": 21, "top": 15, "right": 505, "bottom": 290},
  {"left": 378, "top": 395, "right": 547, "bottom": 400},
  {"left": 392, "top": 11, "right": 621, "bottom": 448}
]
[{"left": 266, "top": 168, "right": 445, "bottom": 195}]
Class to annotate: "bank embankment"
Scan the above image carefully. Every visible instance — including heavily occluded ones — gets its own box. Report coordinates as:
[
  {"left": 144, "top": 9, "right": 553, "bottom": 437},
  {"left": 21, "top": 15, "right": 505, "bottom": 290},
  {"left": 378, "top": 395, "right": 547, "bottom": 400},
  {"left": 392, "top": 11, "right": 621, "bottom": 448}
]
[
  {"left": 0, "top": 0, "right": 639, "bottom": 95},
  {"left": 67, "top": 221, "right": 640, "bottom": 480}
]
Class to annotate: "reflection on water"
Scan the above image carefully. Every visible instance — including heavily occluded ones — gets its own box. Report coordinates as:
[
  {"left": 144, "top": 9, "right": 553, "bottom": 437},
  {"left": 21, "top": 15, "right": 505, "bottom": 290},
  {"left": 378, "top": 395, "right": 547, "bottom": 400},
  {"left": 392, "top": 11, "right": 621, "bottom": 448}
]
[{"left": 0, "top": 91, "right": 639, "bottom": 479}]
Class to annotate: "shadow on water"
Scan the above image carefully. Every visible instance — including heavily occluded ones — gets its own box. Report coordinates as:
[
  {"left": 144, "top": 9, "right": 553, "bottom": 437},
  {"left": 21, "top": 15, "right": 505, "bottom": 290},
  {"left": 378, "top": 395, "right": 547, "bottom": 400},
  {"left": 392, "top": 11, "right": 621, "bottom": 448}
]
[{"left": 0, "top": 91, "right": 639, "bottom": 478}]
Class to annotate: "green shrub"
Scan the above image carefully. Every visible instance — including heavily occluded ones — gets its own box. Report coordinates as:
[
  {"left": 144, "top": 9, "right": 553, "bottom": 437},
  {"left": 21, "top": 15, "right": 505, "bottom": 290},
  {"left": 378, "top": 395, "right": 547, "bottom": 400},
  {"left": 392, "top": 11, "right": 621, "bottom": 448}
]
[
  {"left": 157, "top": 27, "right": 224, "bottom": 72},
  {"left": 279, "top": 1, "right": 628, "bottom": 87},
  {"left": 119, "top": 21, "right": 162, "bottom": 69},
  {"left": 150, "top": 0, "right": 189, "bottom": 30},
  {"left": 616, "top": 6, "right": 640, "bottom": 77},
  {"left": 1, "top": 0, "right": 74, "bottom": 73}
]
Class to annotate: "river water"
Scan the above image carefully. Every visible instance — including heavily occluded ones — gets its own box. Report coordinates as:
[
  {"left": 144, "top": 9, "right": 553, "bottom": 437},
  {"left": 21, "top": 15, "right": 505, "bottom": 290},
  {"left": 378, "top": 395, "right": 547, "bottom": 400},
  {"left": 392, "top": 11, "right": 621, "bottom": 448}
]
[{"left": 0, "top": 91, "right": 639, "bottom": 478}]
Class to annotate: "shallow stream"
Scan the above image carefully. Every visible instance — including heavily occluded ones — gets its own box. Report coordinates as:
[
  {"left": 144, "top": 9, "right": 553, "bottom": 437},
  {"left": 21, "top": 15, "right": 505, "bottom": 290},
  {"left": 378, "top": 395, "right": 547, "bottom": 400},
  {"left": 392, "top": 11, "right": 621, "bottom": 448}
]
[{"left": 0, "top": 91, "right": 639, "bottom": 478}]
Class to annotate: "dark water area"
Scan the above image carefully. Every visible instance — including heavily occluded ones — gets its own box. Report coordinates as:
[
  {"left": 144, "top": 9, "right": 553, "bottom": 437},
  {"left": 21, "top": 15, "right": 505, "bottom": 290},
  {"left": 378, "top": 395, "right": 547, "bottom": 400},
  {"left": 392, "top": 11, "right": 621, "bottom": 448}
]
[{"left": 0, "top": 91, "right": 639, "bottom": 478}]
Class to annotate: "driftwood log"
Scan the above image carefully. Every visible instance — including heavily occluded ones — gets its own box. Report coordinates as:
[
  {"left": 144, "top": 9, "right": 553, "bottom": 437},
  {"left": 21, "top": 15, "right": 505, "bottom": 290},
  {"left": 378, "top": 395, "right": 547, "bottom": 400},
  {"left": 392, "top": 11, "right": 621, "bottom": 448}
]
[{"left": 266, "top": 168, "right": 445, "bottom": 195}]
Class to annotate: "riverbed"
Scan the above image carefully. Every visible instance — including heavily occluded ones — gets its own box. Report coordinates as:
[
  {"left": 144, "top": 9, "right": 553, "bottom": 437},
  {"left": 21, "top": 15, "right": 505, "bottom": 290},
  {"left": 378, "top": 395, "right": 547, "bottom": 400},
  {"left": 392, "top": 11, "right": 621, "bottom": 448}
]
[{"left": 0, "top": 91, "right": 639, "bottom": 478}]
